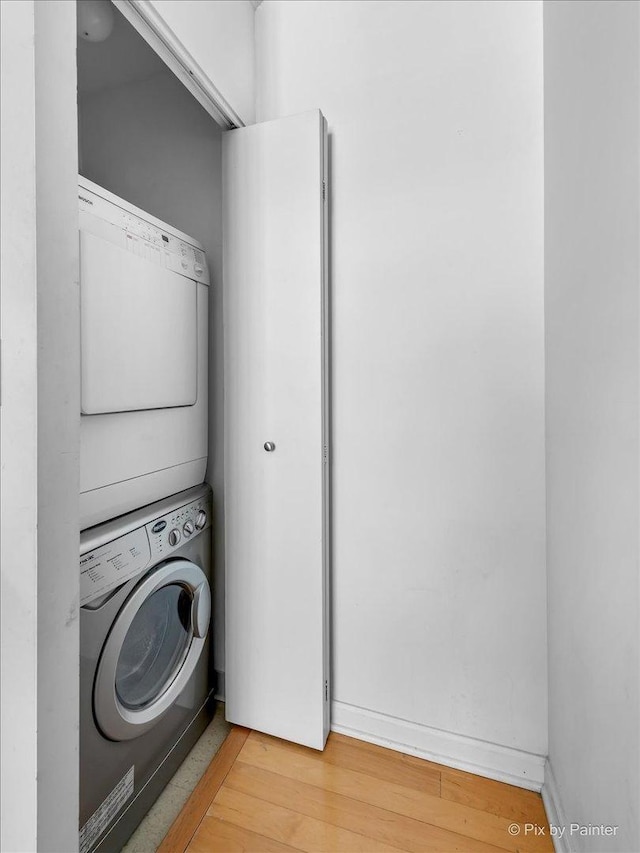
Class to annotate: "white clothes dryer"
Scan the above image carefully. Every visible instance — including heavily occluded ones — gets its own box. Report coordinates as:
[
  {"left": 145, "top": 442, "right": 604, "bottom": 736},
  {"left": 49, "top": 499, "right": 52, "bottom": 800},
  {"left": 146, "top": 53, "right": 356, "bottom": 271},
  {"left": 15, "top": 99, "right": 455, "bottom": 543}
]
[{"left": 78, "top": 177, "right": 210, "bottom": 529}]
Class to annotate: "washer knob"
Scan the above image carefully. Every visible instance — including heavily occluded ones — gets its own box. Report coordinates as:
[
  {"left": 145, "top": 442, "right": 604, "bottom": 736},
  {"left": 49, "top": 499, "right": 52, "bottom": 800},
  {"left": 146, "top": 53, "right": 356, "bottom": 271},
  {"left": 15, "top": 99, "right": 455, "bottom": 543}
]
[
  {"left": 183, "top": 520, "right": 195, "bottom": 537},
  {"left": 168, "top": 528, "right": 181, "bottom": 547},
  {"left": 195, "top": 510, "right": 207, "bottom": 530}
]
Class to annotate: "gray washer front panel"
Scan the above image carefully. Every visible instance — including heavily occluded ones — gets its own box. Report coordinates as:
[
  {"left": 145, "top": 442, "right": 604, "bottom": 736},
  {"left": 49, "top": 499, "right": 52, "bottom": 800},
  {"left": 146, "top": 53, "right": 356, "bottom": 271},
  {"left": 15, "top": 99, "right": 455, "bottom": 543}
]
[{"left": 80, "top": 485, "right": 214, "bottom": 853}]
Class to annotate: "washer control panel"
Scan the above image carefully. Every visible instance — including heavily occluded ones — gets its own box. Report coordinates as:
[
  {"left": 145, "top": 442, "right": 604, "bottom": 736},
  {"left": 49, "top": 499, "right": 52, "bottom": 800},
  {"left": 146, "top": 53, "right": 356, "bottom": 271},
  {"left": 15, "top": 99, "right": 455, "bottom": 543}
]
[
  {"left": 80, "top": 492, "right": 211, "bottom": 606},
  {"left": 80, "top": 527, "right": 151, "bottom": 606},
  {"left": 146, "top": 493, "right": 210, "bottom": 560}
]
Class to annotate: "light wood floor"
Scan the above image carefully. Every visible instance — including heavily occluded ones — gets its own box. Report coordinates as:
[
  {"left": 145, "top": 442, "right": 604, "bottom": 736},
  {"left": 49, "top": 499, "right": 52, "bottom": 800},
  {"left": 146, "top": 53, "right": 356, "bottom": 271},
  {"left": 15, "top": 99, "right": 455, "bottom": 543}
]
[{"left": 159, "top": 727, "right": 553, "bottom": 853}]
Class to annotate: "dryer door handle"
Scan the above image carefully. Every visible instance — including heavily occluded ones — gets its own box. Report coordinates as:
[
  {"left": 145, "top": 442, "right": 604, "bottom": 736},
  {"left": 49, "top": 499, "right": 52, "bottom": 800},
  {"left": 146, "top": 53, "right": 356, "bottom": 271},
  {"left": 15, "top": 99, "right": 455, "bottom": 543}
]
[{"left": 192, "top": 581, "right": 211, "bottom": 639}]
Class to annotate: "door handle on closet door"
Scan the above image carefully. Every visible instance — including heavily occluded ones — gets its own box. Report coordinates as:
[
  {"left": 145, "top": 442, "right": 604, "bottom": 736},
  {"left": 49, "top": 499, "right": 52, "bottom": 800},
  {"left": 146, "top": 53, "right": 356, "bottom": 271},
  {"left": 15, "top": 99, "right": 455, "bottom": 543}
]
[{"left": 264, "top": 442, "right": 276, "bottom": 452}]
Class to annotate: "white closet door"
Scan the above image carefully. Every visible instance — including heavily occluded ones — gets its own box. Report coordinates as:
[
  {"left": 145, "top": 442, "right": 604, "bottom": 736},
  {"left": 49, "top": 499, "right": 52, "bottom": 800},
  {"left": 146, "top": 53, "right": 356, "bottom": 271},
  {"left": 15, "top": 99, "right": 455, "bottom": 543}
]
[{"left": 223, "top": 110, "right": 329, "bottom": 750}]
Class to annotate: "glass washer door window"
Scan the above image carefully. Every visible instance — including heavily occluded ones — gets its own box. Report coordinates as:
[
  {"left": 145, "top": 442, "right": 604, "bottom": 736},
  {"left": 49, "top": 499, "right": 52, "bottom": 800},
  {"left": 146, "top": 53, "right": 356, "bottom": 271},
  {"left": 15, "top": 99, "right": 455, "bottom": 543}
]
[
  {"left": 116, "top": 583, "right": 192, "bottom": 709},
  {"left": 94, "top": 559, "right": 211, "bottom": 742}
]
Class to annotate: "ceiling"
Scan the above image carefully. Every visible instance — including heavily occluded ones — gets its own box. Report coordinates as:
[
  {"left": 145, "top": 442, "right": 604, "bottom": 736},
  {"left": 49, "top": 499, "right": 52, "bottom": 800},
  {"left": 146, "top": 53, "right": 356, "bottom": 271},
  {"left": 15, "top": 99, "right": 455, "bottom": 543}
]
[{"left": 77, "top": 4, "right": 167, "bottom": 96}]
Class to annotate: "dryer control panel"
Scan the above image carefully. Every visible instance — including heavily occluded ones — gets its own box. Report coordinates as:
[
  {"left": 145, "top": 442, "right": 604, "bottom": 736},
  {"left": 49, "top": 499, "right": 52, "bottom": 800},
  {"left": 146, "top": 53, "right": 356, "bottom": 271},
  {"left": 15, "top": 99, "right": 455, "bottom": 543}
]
[
  {"left": 78, "top": 178, "right": 210, "bottom": 285},
  {"left": 80, "top": 492, "right": 211, "bottom": 606}
]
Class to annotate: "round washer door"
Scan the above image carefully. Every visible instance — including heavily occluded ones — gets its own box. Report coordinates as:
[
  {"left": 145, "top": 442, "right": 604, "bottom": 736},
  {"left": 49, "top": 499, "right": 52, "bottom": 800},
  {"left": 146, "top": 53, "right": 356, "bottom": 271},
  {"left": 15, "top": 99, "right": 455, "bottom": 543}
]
[{"left": 94, "top": 559, "right": 211, "bottom": 741}]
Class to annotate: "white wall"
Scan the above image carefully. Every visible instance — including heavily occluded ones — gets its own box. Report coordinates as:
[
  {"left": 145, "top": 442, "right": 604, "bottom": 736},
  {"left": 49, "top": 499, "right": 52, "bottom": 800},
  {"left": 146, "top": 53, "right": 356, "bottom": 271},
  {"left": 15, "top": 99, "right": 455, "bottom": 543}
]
[
  {"left": 147, "top": 0, "right": 256, "bottom": 125},
  {"left": 1, "top": 3, "right": 39, "bottom": 846},
  {"left": 543, "top": 2, "right": 640, "bottom": 850},
  {"left": 0, "top": 1, "right": 79, "bottom": 850},
  {"left": 256, "top": 0, "right": 547, "bottom": 783},
  {"left": 78, "top": 69, "right": 226, "bottom": 682}
]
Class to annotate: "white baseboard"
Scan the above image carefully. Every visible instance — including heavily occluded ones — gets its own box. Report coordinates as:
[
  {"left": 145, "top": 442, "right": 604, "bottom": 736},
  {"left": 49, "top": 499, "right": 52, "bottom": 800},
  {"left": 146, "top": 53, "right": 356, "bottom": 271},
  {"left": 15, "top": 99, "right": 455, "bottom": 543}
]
[
  {"left": 331, "top": 700, "right": 545, "bottom": 791},
  {"left": 542, "top": 759, "right": 572, "bottom": 853}
]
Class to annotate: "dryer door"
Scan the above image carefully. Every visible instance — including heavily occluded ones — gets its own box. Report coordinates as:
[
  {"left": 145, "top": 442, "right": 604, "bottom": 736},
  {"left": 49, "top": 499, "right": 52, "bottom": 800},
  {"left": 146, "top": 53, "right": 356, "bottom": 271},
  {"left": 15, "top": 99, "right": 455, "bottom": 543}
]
[
  {"left": 80, "top": 230, "right": 198, "bottom": 415},
  {"left": 94, "top": 560, "right": 211, "bottom": 741}
]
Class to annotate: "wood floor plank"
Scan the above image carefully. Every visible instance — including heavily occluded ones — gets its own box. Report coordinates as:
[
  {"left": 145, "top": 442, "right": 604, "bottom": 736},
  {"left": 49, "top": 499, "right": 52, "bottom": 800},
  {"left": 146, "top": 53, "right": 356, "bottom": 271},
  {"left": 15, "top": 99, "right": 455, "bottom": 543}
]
[
  {"left": 236, "top": 733, "right": 553, "bottom": 853},
  {"left": 225, "top": 759, "right": 507, "bottom": 853},
  {"left": 260, "top": 730, "right": 441, "bottom": 795},
  {"left": 329, "top": 731, "right": 446, "bottom": 776},
  {"left": 158, "top": 726, "right": 251, "bottom": 853},
  {"left": 330, "top": 731, "right": 547, "bottom": 819},
  {"left": 441, "top": 768, "right": 548, "bottom": 824},
  {"left": 187, "top": 816, "right": 299, "bottom": 853},
  {"left": 209, "top": 787, "right": 405, "bottom": 852},
  {"left": 250, "top": 730, "right": 442, "bottom": 796}
]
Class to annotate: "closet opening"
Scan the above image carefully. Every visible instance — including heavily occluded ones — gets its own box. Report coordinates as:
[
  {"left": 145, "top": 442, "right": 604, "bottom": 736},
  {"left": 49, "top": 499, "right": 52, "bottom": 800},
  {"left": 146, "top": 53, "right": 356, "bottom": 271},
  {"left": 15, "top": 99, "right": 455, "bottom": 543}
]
[
  {"left": 76, "top": 1, "right": 225, "bottom": 688},
  {"left": 76, "top": 6, "right": 227, "bottom": 849}
]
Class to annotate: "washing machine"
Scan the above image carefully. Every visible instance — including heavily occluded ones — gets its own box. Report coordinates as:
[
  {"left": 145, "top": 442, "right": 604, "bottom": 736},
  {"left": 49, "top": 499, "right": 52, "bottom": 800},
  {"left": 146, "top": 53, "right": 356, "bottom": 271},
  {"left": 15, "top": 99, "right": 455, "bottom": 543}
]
[
  {"left": 79, "top": 176, "right": 210, "bottom": 530},
  {"left": 80, "top": 485, "right": 214, "bottom": 853}
]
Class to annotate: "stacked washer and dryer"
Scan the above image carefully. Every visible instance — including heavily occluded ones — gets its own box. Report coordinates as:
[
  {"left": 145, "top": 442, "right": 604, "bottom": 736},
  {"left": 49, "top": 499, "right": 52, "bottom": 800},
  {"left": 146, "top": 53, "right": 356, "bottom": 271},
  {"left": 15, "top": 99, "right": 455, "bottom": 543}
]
[{"left": 78, "top": 177, "right": 214, "bottom": 853}]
